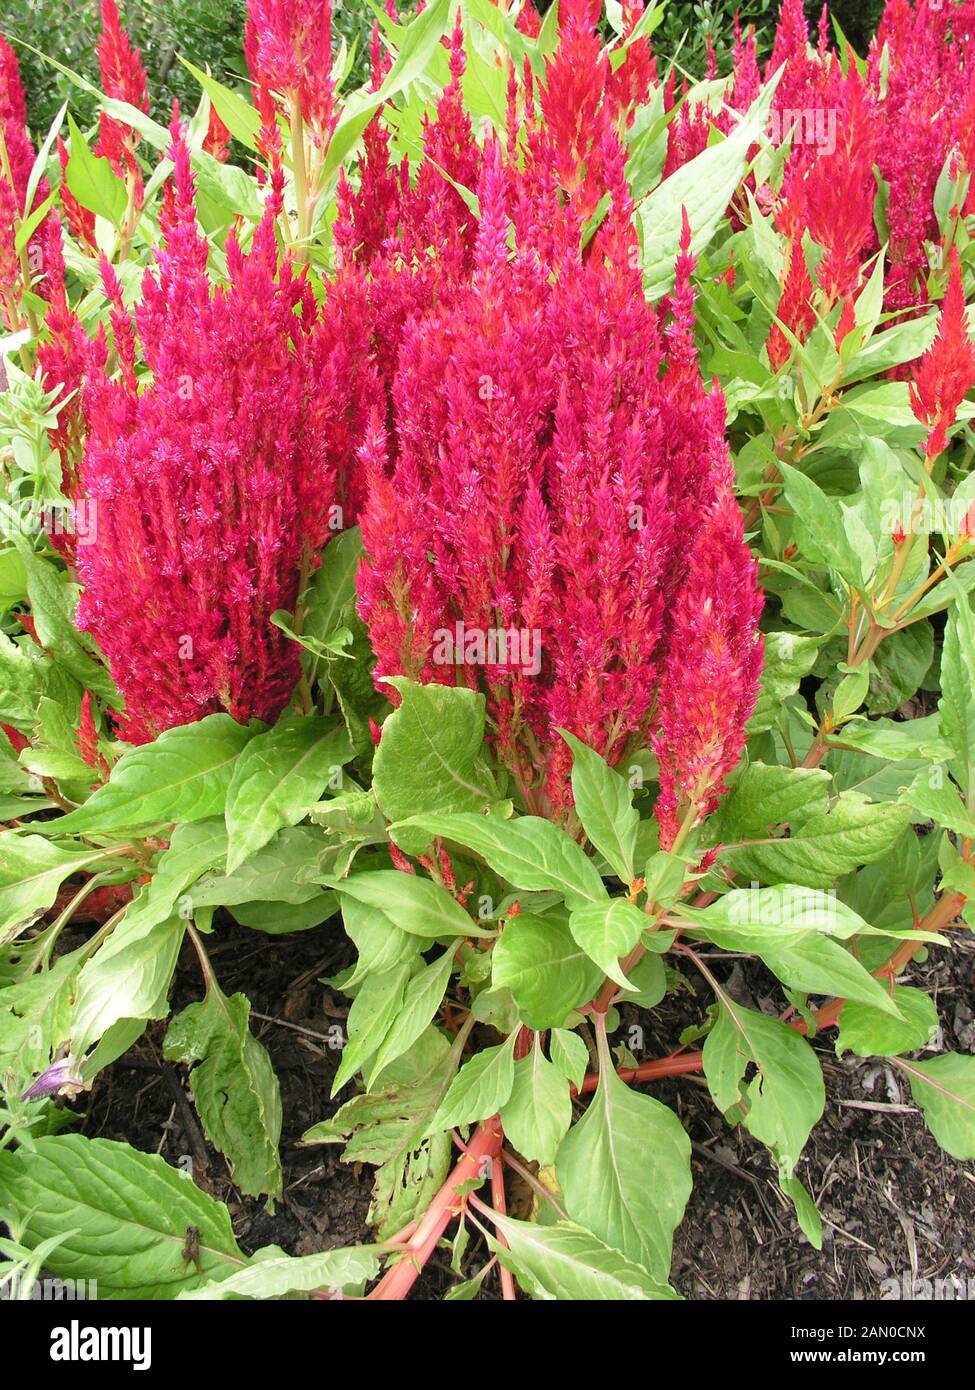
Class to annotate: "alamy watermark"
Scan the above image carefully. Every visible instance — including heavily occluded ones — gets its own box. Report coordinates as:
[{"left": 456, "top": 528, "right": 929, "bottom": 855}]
[{"left": 431, "top": 621, "right": 542, "bottom": 676}]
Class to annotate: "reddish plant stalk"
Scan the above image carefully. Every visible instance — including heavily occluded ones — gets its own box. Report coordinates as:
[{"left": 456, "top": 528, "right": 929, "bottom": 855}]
[{"left": 366, "top": 1116, "right": 504, "bottom": 1301}]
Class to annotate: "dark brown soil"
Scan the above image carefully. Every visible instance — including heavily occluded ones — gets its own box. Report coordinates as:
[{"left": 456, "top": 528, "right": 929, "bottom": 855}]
[{"left": 74, "top": 916, "right": 975, "bottom": 1301}]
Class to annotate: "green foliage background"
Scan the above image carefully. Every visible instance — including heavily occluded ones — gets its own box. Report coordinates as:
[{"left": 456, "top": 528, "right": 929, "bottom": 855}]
[{"left": 0, "top": 0, "right": 377, "bottom": 137}]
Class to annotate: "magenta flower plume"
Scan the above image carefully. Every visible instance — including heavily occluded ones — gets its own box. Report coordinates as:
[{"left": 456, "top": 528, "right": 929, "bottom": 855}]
[
  {"left": 653, "top": 490, "right": 764, "bottom": 850},
  {"left": 0, "top": 33, "right": 45, "bottom": 324},
  {"left": 245, "top": 0, "right": 337, "bottom": 148},
  {"left": 909, "top": 249, "right": 975, "bottom": 461},
  {"left": 95, "top": 0, "right": 149, "bottom": 207},
  {"left": 73, "top": 125, "right": 340, "bottom": 744},
  {"left": 356, "top": 64, "right": 761, "bottom": 822}
]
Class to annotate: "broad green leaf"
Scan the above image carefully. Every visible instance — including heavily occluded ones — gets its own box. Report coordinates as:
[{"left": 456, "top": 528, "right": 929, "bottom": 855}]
[
  {"left": 686, "top": 884, "right": 872, "bottom": 940},
  {"left": 703, "top": 1001, "right": 824, "bottom": 1177},
  {"left": 188, "top": 826, "right": 337, "bottom": 910},
  {"left": 179, "top": 1245, "right": 381, "bottom": 1300},
  {"left": 900, "top": 1054, "right": 975, "bottom": 1160},
  {"left": 938, "top": 591, "right": 975, "bottom": 802},
  {"left": 639, "top": 81, "right": 777, "bottom": 299},
  {"left": 224, "top": 716, "right": 352, "bottom": 872},
  {"left": 373, "top": 678, "right": 495, "bottom": 827},
  {"left": 549, "top": 1027, "right": 590, "bottom": 1092},
  {"left": 177, "top": 57, "right": 260, "bottom": 149},
  {"left": 747, "top": 633, "right": 822, "bottom": 733},
  {"left": 332, "top": 964, "right": 412, "bottom": 1092},
  {"left": 326, "top": 870, "right": 490, "bottom": 939},
  {"left": 0, "top": 1134, "right": 244, "bottom": 1298},
  {"left": 340, "top": 895, "right": 420, "bottom": 988},
  {"left": 164, "top": 987, "right": 283, "bottom": 1199},
  {"left": 0, "top": 834, "right": 120, "bottom": 939},
  {"left": 500, "top": 1035, "right": 572, "bottom": 1165},
  {"left": 425, "top": 1033, "right": 518, "bottom": 1134},
  {"left": 64, "top": 113, "right": 127, "bottom": 226},
  {"left": 900, "top": 769, "right": 975, "bottom": 838},
  {"left": 51, "top": 715, "right": 258, "bottom": 835},
  {"left": 708, "top": 762, "right": 830, "bottom": 843},
  {"left": 560, "top": 731, "right": 638, "bottom": 882},
  {"left": 71, "top": 822, "right": 228, "bottom": 1050},
  {"left": 836, "top": 986, "right": 939, "bottom": 1057},
  {"left": 723, "top": 793, "right": 911, "bottom": 889},
  {"left": 759, "top": 935, "right": 903, "bottom": 1016},
  {"left": 556, "top": 1035, "right": 691, "bottom": 1281},
  {"left": 396, "top": 812, "right": 606, "bottom": 907},
  {"left": 777, "top": 462, "right": 866, "bottom": 588},
  {"left": 492, "top": 1215, "right": 678, "bottom": 1301},
  {"left": 365, "top": 950, "right": 454, "bottom": 1088},
  {"left": 12, "top": 538, "right": 116, "bottom": 702},
  {"left": 568, "top": 897, "right": 647, "bottom": 988},
  {"left": 493, "top": 913, "right": 602, "bottom": 1029}
]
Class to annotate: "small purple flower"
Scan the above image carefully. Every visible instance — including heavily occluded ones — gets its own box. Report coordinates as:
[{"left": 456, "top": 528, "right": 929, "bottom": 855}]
[{"left": 21, "top": 1057, "right": 84, "bottom": 1101}]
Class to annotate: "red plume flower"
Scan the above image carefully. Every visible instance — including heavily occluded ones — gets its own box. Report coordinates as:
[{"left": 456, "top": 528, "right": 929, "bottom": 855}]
[
  {"left": 909, "top": 248, "right": 975, "bottom": 461},
  {"left": 0, "top": 33, "right": 45, "bottom": 327},
  {"left": 72, "top": 124, "right": 341, "bottom": 743},
  {"left": 95, "top": 0, "right": 149, "bottom": 207},
  {"left": 766, "top": 236, "right": 816, "bottom": 370},
  {"left": 245, "top": 0, "right": 337, "bottom": 148}
]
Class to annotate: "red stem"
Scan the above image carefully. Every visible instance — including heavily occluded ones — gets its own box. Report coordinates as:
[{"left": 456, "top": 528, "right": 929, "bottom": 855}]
[{"left": 367, "top": 1115, "right": 504, "bottom": 1301}]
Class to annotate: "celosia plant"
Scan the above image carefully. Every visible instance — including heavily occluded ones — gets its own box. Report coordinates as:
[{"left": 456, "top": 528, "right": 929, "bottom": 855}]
[
  {"left": 1, "top": 0, "right": 975, "bottom": 1319},
  {"left": 69, "top": 129, "right": 341, "bottom": 743}
]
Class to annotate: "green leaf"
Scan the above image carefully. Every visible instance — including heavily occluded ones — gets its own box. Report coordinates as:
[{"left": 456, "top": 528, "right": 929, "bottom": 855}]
[
  {"left": 491, "top": 1215, "right": 678, "bottom": 1300},
  {"left": 556, "top": 1032, "right": 691, "bottom": 1282},
  {"left": 332, "top": 964, "right": 412, "bottom": 1092},
  {"left": 722, "top": 792, "right": 911, "bottom": 889},
  {"left": 500, "top": 1035, "right": 572, "bottom": 1165},
  {"left": 12, "top": 538, "right": 116, "bottom": 702},
  {"left": 71, "top": 821, "right": 228, "bottom": 1051},
  {"left": 703, "top": 1002, "right": 825, "bottom": 1177},
  {"left": 900, "top": 769, "right": 975, "bottom": 838},
  {"left": 708, "top": 762, "right": 830, "bottom": 843},
  {"left": 373, "top": 678, "right": 495, "bottom": 828},
  {"left": 639, "top": 81, "right": 777, "bottom": 299},
  {"left": 164, "top": 987, "right": 283, "bottom": 1199},
  {"left": 64, "top": 113, "right": 128, "bottom": 226},
  {"left": 179, "top": 1245, "right": 381, "bottom": 1300},
  {"left": 938, "top": 591, "right": 975, "bottom": 802},
  {"left": 686, "top": 884, "right": 874, "bottom": 941},
  {"left": 549, "top": 1027, "right": 590, "bottom": 1092},
  {"left": 224, "top": 716, "right": 352, "bottom": 872},
  {"left": 425, "top": 1033, "right": 518, "bottom": 1134},
  {"left": 747, "top": 633, "right": 822, "bottom": 733},
  {"left": 900, "top": 1054, "right": 975, "bottom": 1160},
  {"left": 836, "top": 986, "right": 939, "bottom": 1057},
  {"left": 777, "top": 462, "right": 866, "bottom": 587},
  {"left": 323, "top": 0, "right": 454, "bottom": 179},
  {"left": 327, "top": 870, "right": 490, "bottom": 939},
  {"left": 493, "top": 912, "right": 601, "bottom": 1029},
  {"left": 568, "top": 897, "right": 647, "bottom": 989},
  {"left": 560, "top": 731, "right": 638, "bottom": 882},
  {"left": 759, "top": 935, "right": 903, "bottom": 1016},
  {"left": 0, "top": 834, "right": 118, "bottom": 938},
  {"left": 364, "top": 950, "right": 454, "bottom": 1088},
  {"left": 188, "top": 826, "right": 337, "bottom": 910},
  {"left": 780, "top": 1176, "right": 824, "bottom": 1249},
  {"left": 177, "top": 57, "right": 261, "bottom": 150},
  {"left": 396, "top": 812, "right": 606, "bottom": 908},
  {"left": 0, "top": 1134, "right": 244, "bottom": 1298},
  {"left": 51, "top": 714, "right": 258, "bottom": 836}
]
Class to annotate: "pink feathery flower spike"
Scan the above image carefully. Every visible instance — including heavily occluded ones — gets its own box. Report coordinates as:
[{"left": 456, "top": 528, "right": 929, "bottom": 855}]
[
  {"left": 909, "top": 249, "right": 975, "bottom": 461},
  {"left": 245, "top": 0, "right": 337, "bottom": 148},
  {"left": 95, "top": 0, "right": 149, "bottom": 205},
  {"left": 0, "top": 33, "right": 46, "bottom": 324},
  {"left": 73, "top": 122, "right": 340, "bottom": 744},
  {"left": 653, "top": 488, "right": 764, "bottom": 849}
]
